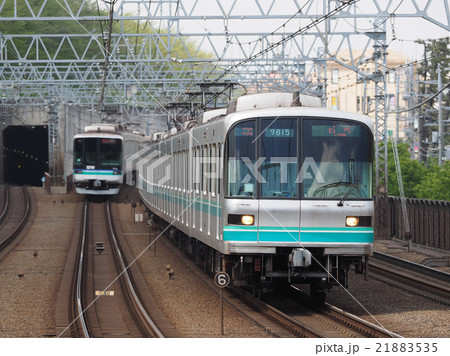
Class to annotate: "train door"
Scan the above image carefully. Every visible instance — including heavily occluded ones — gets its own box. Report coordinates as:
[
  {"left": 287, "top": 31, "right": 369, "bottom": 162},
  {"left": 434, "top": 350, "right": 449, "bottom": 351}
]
[{"left": 257, "top": 118, "right": 300, "bottom": 244}]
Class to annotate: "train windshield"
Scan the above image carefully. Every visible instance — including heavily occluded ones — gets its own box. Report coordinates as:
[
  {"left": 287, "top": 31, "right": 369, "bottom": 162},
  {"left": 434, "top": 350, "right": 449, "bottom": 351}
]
[
  {"left": 73, "top": 137, "right": 122, "bottom": 168},
  {"left": 99, "top": 138, "right": 122, "bottom": 166},
  {"left": 226, "top": 117, "right": 373, "bottom": 200},
  {"left": 302, "top": 119, "right": 373, "bottom": 199},
  {"left": 260, "top": 119, "right": 298, "bottom": 198}
]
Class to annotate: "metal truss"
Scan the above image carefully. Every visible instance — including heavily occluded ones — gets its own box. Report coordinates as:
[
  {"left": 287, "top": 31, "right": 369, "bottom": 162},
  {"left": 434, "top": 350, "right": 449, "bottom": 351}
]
[{"left": 1, "top": 0, "right": 448, "bottom": 110}]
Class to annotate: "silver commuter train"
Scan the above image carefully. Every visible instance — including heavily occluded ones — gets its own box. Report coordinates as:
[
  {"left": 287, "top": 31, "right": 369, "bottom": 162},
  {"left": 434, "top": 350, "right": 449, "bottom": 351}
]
[
  {"left": 73, "top": 123, "right": 148, "bottom": 195},
  {"left": 138, "top": 92, "right": 374, "bottom": 301}
]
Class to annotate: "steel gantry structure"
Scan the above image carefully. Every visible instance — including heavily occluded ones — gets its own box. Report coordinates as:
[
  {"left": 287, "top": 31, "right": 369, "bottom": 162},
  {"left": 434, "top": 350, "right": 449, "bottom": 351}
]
[{"left": 1, "top": 0, "right": 449, "bottom": 236}]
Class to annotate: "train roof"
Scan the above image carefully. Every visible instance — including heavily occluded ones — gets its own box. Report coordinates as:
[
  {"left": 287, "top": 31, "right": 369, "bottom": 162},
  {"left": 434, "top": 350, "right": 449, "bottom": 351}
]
[
  {"left": 74, "top": 123, "right": 148, "bottom": 140},
  {"left": 214, "top": 92, "right": 373, "bottom": 133},
  {"left": 151, "top": 92, "right": 374, "bottom": 143},
  {"left": 74, "top": 132, "right": 124, "bottom": 139},
  {"left": 84, "top": 123, "right": 122, "bottom": 133}
]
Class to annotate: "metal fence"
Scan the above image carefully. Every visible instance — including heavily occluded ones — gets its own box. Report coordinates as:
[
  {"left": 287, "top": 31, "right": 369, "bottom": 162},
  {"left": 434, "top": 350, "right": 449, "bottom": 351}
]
[{"left": 387, "top": 197, "right": 450, "bottom": 251}]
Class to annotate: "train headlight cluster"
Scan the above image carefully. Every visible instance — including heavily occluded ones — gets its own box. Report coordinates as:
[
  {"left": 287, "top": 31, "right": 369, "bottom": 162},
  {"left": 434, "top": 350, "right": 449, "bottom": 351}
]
[
  {"left": 345, "top": 216, "right": 359, "bottom": 227},
  {"left": 241, "top": 215, "right": 254, "bottom": 225},
  {"left": 228, "top": 214, "right": 255, "bottom": 225}
]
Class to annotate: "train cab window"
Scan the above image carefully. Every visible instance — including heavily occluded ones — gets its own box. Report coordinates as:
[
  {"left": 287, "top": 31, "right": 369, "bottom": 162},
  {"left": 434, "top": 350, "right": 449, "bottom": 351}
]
[
  {"left": 226, "top": 121, "right": 256, "bottom": 197},
  {"left": 261, "top": 119, "right": 298, "bottom": 198},
  {"left": 73, "top": 139, "right": 84, "bottom": 167},
  {"left": 302, "top": 119, "right": 373, "bottom": 199},
  {"left": 85, "top": 138, "right": 97, "bottom": 165},
  {"left": 99, "top": 138, "right": 122, "bottom": 167}
]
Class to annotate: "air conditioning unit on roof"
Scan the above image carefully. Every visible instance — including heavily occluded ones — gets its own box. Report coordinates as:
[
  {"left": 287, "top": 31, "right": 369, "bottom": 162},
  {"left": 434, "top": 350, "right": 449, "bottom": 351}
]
[
  {"left": 227, "top": 92, "right": 321, "bottom": 114},
  {"left": 84, "top": 124, "right": 117, "bottom": 133}
]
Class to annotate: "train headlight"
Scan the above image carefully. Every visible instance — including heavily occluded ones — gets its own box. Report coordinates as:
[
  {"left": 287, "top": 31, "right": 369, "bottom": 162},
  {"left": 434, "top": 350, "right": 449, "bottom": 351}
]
[
  {"left": 241, "top": 215, "right": 254, "bottom": 225},
  {"left": 345, "top": 216, "right": 359, "bottom": 227}
]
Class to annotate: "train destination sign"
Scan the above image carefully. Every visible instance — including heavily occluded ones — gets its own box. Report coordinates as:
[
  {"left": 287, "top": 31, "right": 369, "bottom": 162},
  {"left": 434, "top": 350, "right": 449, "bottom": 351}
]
[{"left": 312, "top": 124, "right": 360, "bottom": 137}]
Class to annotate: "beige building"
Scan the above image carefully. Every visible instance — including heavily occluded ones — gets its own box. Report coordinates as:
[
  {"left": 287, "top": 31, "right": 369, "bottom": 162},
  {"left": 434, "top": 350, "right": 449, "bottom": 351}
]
[{"left": 325, "top": 49, "right": 412, "bottom": 139}]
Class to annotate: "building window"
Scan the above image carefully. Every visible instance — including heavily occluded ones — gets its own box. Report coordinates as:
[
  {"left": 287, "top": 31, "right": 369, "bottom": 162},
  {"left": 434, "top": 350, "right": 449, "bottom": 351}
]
[
  {"left": 357, "top": 96, "right": 361, "bottom": 112},
  {"left": 331, "top": 69, "right": 339, "bottom": 84}
]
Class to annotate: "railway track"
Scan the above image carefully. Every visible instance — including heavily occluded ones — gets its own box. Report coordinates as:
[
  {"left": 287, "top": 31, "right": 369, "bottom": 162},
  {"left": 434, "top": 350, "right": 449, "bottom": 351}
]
[
  {"left": 0, "top": 185, "right": 31, "bottom": 258},
  {"left": 235, "top": 287, "right": 399, "bottom": 338},
  {"left": 57, "top": 199, "right": 176, "bottom": 338},
  {"left": 370, "top": 252, "right": 450, "bottom": 306},
  {"left": 160, "top": 231, "right": 398, "bottom": 338}
]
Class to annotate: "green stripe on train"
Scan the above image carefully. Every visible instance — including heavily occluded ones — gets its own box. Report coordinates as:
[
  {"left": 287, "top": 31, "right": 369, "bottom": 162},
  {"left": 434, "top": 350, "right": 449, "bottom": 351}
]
[
  {"left": 74, "top": 170, "right": 121, "bottom": 175},
  {"left": 223, "top": 226, "right": 373, "bottom": 243}
]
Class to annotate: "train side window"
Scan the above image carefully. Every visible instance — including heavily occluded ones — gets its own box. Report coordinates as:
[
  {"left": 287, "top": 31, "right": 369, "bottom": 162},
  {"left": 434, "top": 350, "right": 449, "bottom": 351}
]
[
  {"left": 218, "top": 144, "right": 222, "bottom": 196},
  {"left": 202, "top": 146, "right": 208, "bottom": 195},
  {"left": 174, "top": 152, "right": 178, "bottom": 190},
  {"left": 193, "top": 147, "right": 200, "bottom": 193},
  {"left": 226, "top": 120, "right": 256, "bottom": 197},
  {"left": 184, "top": 150, "right": 188, "bottom": 192},
  {"left": 211, "top": 145, "right": 216, "bottom": 197}
]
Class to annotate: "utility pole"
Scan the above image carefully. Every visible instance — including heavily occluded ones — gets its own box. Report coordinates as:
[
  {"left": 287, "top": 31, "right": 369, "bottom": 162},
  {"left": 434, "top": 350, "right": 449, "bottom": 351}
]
[
  {"left": 97, "top": 0, "right": 116, "bottom": 114},
  {"left": 437, "top": 66, "right": 443, "bottom": 166},
  {"left": 396, "top": 73, "right": 400, "bottom": 142},
  {"left": 367, "top": 31, "right": 389, "bottom": 240}
]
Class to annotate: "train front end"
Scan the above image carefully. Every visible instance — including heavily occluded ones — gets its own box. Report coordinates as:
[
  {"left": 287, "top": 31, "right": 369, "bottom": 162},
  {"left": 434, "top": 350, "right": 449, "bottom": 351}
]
[
  {"left": 222, "top": 95, "right": 374, "bottom": 300},
  {"left": 73, "top": 131, "right": 123, "bottom": 195}
]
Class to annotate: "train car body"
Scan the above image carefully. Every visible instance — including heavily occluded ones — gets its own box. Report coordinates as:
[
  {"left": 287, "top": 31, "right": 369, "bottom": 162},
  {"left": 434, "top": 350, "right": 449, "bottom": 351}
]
[
  {"left": 138, "top": 93, "right": 374, "bottom": 300},
  {"left": 73, "top": 124, "right": 147, "bottom": 195}
]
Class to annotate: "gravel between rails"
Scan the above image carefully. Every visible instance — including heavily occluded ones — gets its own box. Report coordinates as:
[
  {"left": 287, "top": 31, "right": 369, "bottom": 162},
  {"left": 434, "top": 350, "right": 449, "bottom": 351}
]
[
  {"left": 115, "top": 202, "right": 271, "bottom": 338},
  {"left": 325, "top": 240, "right": 450, "bottom": 338},
  {"left": 0, "top": 188, "right": 82, "bottom": 337}
]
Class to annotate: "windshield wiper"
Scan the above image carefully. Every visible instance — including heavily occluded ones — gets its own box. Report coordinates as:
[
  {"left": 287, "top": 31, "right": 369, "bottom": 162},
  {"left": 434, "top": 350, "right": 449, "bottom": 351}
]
[{"left": 337, "top": 184, "right": 357, "bottom": 206}]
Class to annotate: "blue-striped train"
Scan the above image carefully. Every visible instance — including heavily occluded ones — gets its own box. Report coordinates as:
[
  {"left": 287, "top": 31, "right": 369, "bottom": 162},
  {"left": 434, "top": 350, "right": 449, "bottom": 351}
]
[
  {"left": 73, "top": 123, "right": 147, "bottom": 195},
  {"left": 139, "top": 92, "right": 374, "bottom": 301}
]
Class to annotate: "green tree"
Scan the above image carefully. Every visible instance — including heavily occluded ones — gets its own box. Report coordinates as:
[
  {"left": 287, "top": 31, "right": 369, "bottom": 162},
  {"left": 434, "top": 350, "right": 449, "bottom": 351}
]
[
  {"left": 414, "top": 159, "right": 450, "bottom": 201},
  {"left": 0, "top": 0, "right": 104, "bottom": 60},
  {"left": 387, "top": 142, "right": 426, "bottom": 198}
]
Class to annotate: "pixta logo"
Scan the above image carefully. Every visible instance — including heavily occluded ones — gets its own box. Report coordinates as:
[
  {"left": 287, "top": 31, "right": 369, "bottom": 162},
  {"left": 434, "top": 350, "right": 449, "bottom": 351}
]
[{"left": 125, "top": 147, "right": 171, "bottom": 193}]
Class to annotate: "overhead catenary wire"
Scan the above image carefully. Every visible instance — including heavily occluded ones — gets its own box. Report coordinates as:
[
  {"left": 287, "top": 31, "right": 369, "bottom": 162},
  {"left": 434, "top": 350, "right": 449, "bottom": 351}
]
[{"left": 212, "top": 0, "right": 357, "bottom": 83}]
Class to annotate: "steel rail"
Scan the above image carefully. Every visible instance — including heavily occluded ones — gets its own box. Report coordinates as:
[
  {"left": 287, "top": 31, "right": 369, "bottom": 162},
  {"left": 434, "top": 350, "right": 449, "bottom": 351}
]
[
  {"left": 0, "top": 186, "right": 31, "bottom": 254},
  {"left": 373, "top": 252, "right": 450, "bottom": 284},
  {"left": 370, "top": 252, "right": 450, "bottom": 304},
  {"left": 0, "top": 185, "right": 10, "bottom": 224},
  {"left": 105, "top": 201, "right": 165, "bottom": 338},
  {"left": 76, "top": 200, "right": 90, "bottom": 338}
]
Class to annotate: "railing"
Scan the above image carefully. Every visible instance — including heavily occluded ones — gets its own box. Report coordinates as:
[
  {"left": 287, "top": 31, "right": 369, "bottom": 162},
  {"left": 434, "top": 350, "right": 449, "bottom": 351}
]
[{"left": 386, "top": 197, "right": 450, "bottom": 251}]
